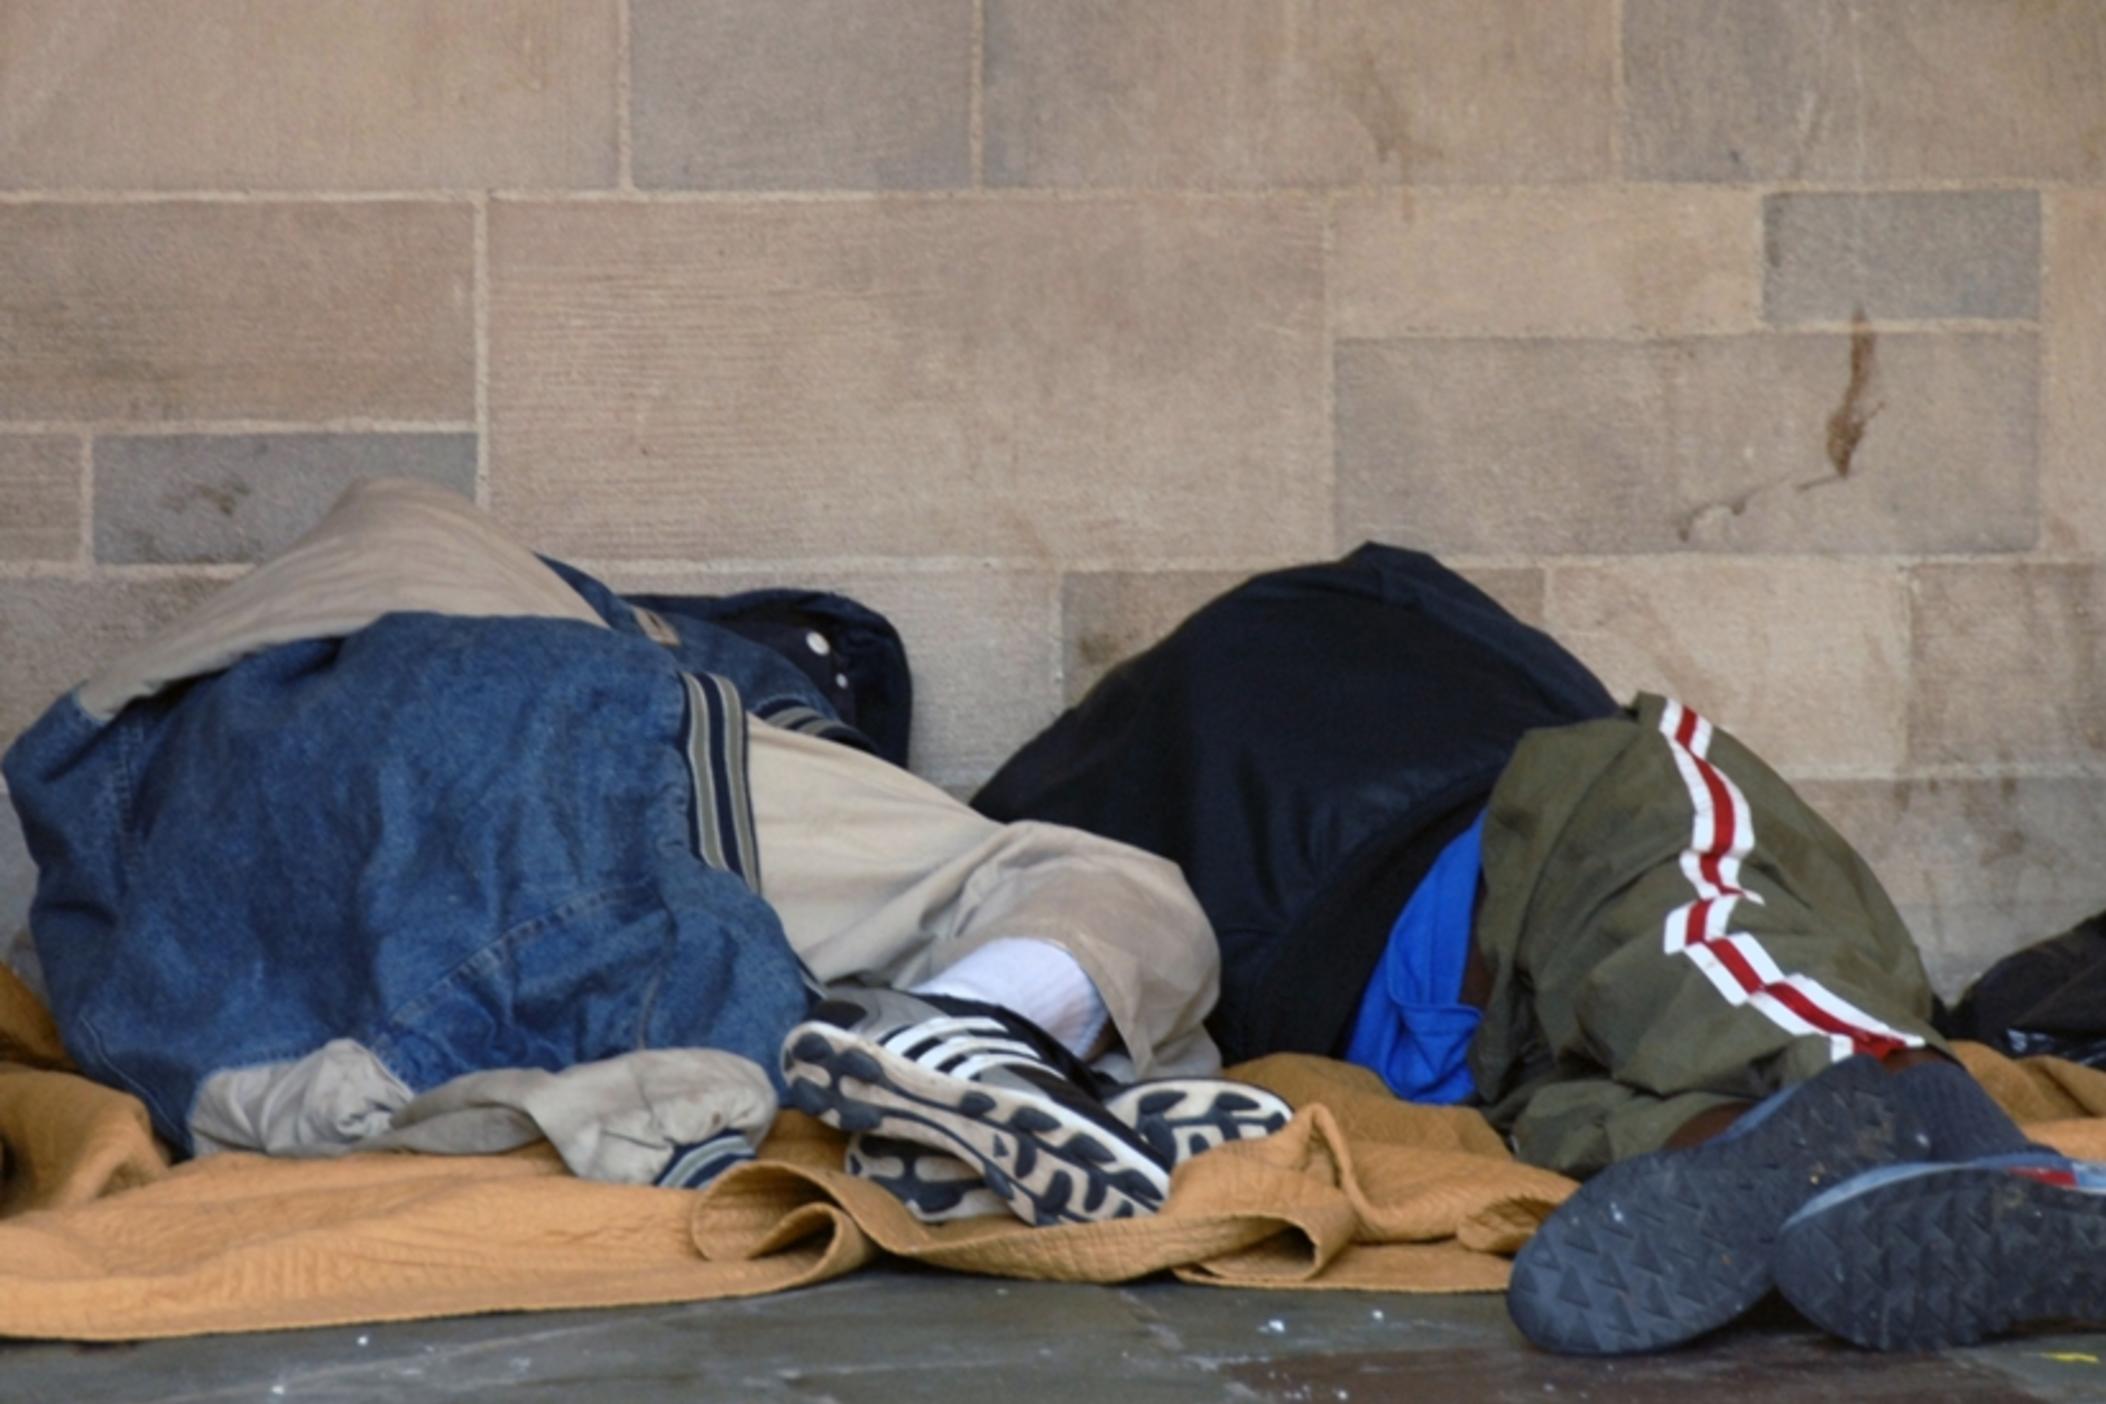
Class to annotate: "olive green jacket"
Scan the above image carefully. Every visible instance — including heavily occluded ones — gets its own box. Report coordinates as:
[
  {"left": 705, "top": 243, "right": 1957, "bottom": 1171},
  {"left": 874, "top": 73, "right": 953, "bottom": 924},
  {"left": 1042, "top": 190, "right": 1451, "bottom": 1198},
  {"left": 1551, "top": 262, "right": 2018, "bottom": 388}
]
[{"left": 1469, "top": 694, "right": 1941, "bottom": 1176}]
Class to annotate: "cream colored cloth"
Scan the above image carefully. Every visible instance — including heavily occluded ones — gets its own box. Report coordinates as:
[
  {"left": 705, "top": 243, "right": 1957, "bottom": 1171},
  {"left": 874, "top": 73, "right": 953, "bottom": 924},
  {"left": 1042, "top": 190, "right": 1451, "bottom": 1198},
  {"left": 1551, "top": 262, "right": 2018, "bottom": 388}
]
[
  {"left": 77, "top": 477, "right": 605, "bottom": 720},
  {"left": 751, "top": 722, "right": 1220, "bottom": 1080}
]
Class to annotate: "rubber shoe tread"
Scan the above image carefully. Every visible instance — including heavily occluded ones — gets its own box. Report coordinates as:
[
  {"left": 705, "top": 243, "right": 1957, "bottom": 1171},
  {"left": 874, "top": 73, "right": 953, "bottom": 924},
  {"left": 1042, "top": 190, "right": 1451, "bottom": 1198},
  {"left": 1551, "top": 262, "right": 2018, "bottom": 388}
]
[
  {"left": 1104, "top": 1078, "right": 1293, "bottom": 1165},
  {"left": 845, "top": 1133, "right": 1009, "bottom": 1222},
  {"left": 1506, "top": 1055, "right": 1929, "bottom": 1355},
  {"left": 1775, "top": 1162, "right": 2106, "bottom": 1351}
]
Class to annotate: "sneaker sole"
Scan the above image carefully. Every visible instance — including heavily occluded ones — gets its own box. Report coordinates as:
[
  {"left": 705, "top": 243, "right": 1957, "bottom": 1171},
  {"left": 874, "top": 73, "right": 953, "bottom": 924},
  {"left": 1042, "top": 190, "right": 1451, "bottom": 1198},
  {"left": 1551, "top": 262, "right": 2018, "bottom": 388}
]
[
  {"left": 844, "top": 1134, "right": 1012, "bottom": 1223},
  {"left": 783, "top": 1024, "right": 1171, "bottom": 1226},
  {"left": 1104, "top": 1079, "right": 1293, "bottom": 1165},
  {"left": 1776, "top": 1165, "right": 2106, "bottom": 1350},
  {"left": 848, "top": 1078, "right": 1293, "bottom": 1224},
  {"left": 1506, "top": 1055, "right": 1921, "bottom": 1355}
]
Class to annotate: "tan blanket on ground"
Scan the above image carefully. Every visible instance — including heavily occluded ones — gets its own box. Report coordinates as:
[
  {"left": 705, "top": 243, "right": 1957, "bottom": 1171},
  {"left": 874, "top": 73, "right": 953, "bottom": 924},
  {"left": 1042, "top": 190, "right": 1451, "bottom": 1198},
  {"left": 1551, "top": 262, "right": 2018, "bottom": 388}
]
[{"left": 5, "top": 966, "right": 2106, "bottom": 1342}]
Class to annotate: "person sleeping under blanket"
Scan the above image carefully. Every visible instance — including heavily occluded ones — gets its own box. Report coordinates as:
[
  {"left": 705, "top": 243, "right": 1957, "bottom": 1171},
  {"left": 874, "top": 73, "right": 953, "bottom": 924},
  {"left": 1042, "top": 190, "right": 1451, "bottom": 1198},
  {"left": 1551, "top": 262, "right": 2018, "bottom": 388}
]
[
  {"left": 971, "top": 544, "right": 2105, "bottom": 1355},
  {"left": 2, "top": 478, "right": 1288, "bottom": 1232}
]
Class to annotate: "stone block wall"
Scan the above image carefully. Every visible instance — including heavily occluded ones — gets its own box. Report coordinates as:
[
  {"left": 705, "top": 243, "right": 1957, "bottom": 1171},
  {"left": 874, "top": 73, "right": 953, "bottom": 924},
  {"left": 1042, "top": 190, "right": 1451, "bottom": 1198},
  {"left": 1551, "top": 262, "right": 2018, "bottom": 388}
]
[{"left": 3, "top": 0, "right": 2103, "bottom": 993}]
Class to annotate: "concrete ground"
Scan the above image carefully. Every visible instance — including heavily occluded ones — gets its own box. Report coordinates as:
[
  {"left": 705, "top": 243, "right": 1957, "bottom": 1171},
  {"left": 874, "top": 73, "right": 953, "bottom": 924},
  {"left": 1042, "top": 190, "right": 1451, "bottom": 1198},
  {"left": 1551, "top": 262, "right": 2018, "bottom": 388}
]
[{"left": 9, "top": 1268, "right": 2106, "bottom": 1403}]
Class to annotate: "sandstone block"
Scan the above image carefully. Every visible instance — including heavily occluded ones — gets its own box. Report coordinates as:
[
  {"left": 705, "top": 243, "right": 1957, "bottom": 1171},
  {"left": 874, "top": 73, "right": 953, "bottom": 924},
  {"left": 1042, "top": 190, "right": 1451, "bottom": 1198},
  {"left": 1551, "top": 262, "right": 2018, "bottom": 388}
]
[
  {"left": 95, "top": 433, "right": 477, "bottom": 564},
  {"left": 0, "top": 436, "right": 79, "bottom": 562},
  {"left": 1335, "top": 188, "right": 1759, "bottom": 339},
  {"left": 985, "top": 0, "right": 1614, "bottom": 187},
  {"left": 0, "top": 204, "right": 473, "bottom": 422},
  {"left": 488, "top": 198, "right": 1327, "bottom": 563},
  {"left": 1764, "top": 192, "right": 2040, "bottom": 325},
  {"left": 1337, "top": 333, "right": 2036, "bottom": 555},
  {"left": 1544, "top": 558, "right": 1909, "bottom": 775},
  {"left": 1626, "top": 0, "right": 2106, "bottom": 181},
  {"left": 632, "top": 0, "right": 970, "bottom": 189},
  {"left": 0, "top": 0, "right": 618, "bottom": 189},
  {"left": 1910, "top": 564, "right": 2106, "bottom": 768}
]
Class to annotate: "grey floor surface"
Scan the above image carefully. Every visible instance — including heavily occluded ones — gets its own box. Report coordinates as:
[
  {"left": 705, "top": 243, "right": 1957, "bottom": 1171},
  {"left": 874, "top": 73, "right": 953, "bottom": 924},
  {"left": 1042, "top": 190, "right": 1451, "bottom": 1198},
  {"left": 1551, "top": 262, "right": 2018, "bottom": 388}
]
[{"left": 8, "top": 1268, "right": 2106, "bottom": 1403}]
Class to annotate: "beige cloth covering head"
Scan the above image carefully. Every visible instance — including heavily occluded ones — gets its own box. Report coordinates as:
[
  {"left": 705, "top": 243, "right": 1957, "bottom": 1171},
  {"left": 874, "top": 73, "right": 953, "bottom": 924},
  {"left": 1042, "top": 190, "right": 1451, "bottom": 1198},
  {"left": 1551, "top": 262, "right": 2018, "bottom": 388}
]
[{"left": 76, "top": 477, "right": 605, "bottom": 721}]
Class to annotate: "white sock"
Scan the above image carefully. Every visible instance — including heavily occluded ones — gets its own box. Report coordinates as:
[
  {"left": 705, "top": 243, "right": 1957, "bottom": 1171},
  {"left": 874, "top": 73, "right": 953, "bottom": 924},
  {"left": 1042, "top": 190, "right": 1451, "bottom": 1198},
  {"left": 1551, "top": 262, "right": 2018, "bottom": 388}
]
[{"left": 911, "top": 938, "right": 1112, "bottom": 1059}]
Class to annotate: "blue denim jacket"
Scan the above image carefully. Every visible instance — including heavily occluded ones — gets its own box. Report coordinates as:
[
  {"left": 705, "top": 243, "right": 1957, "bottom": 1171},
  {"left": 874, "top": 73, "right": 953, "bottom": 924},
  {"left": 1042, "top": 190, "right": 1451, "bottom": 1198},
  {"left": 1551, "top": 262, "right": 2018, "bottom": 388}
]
[{"left": 4, "top": 567, "right": 848, "bottom": 1153}]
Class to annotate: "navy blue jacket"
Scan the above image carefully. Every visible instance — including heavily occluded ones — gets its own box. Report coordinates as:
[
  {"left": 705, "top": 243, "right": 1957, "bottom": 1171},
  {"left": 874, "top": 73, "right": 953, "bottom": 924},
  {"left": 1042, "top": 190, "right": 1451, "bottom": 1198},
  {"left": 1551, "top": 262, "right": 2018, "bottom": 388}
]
[{"left": 973, "top": 544, "right": 1617, "bottom": 1064}]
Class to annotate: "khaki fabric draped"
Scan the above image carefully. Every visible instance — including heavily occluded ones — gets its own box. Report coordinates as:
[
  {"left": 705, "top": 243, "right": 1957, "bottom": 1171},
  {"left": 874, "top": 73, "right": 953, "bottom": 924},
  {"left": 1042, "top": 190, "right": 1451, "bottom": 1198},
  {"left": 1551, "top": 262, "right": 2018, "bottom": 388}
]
[{"left": 2, "top": 966, "right": 2101, "bottom": 1342}]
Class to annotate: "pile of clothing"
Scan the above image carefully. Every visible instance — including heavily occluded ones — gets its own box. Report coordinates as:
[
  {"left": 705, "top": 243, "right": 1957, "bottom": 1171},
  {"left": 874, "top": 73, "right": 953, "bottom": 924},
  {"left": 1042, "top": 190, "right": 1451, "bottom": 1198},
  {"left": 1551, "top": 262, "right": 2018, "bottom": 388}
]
[
  {"left": 4, "top": 479, "right": 1225, "bottom": 1198},
  {"left": 9, "top": 478, "right": 2106, "bottom": 1358}
]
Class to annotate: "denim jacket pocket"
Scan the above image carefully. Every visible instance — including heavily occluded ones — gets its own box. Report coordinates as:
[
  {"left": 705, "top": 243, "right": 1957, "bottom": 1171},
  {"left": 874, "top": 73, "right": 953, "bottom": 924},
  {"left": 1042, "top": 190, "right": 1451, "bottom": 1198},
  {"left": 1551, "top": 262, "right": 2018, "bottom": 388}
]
[{"left": 371, "top": 879, "right": 678, "bottom": 1094}]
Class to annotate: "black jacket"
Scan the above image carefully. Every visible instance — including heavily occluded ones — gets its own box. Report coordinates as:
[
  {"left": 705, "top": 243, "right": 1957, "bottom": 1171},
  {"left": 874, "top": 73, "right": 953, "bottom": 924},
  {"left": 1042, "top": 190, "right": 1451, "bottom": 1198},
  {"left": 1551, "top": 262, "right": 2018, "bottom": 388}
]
[{"left": 973, "top": 544, "right": 1617, "bottom": 1064}]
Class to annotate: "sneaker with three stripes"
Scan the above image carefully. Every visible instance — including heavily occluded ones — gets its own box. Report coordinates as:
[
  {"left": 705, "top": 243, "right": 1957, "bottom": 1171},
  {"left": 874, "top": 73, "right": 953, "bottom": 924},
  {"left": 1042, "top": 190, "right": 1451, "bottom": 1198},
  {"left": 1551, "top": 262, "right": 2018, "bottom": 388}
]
[
  {"left": 845, "top": 1076, "right": 1295, "bottom": 1223},
  {"left": 779, "top": 988, "right": 1174, "bottom": 1227}
]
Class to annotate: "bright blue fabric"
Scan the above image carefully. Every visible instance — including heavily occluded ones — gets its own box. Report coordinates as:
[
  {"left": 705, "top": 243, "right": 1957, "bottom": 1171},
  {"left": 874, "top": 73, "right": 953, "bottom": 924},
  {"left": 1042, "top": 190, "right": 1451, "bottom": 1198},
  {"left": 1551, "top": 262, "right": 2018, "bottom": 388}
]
[{"left": 1344, "top": 812, "right": 1487, "bottom": 1104}]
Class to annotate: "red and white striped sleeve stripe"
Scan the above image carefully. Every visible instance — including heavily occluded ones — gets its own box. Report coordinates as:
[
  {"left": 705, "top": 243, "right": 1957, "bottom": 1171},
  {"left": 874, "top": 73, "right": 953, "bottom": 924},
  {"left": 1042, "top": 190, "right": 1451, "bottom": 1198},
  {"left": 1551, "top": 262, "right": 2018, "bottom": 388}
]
[{"left": 1655, "top": 698, "right": 1922, "bottom": 1063}]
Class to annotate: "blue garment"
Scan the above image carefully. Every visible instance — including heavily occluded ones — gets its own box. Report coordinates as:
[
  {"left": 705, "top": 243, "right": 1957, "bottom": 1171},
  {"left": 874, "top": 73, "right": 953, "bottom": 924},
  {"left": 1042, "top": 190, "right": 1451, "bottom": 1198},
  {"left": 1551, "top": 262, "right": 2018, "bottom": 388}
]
[
  {"left": 1345, "top": 812, "right": 1487, "bottom": 1104},
  {"left": 2, "top": 570, "right": 849, "bottom": 1154}
]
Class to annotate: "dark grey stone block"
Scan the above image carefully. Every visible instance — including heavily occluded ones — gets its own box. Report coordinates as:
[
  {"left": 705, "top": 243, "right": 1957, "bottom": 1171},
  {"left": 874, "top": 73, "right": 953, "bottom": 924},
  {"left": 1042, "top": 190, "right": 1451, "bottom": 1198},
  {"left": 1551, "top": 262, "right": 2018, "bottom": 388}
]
[
  {"left": 0, "top": 800, "right": 34, "bottom": 984},
  {"left": 0, "top": 434, "right": 80, "bottom": 562},
  {"left": 631, "top": 0, "right": 971, "bottom": 190},
  {"left": 94, "top": 434, "right": 477, "bottom": 565},
  {"left": 1626, "top": 0, "right": 2106, "bottom": 182},
  {"left": 0, "top": 575, "right": 226, "bottom": 756},
  {"left": 1765, "top": 192, "right": 2041, "bottom": 325}
]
